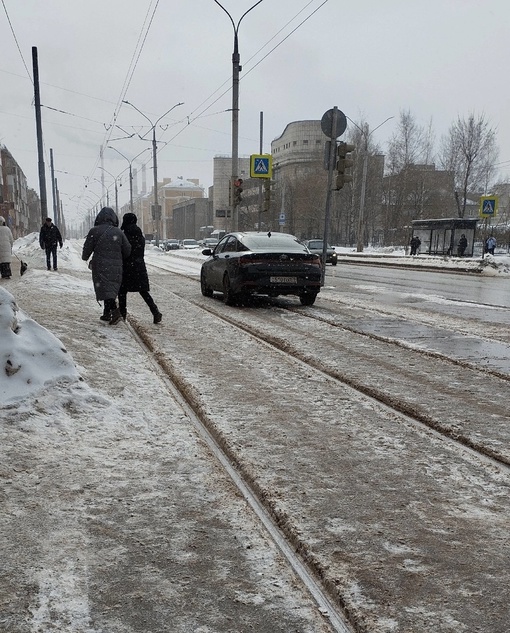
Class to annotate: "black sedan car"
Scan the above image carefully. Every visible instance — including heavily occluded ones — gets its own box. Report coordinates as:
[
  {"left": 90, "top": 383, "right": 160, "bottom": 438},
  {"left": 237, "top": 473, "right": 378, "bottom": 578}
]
[
  {"left": 200, "top": 231, "right": 322, "bottom": 305},
  {"left": 304, "top": 239, "right": 338, "bottom": 265}
]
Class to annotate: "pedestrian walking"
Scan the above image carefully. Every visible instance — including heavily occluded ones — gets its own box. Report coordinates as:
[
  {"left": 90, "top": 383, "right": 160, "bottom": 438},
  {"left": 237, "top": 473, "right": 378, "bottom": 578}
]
[
  {"left": 410, "top": 235, "right": 421, "bottom": 256},
  {"left": 486, "top": 235, "right": 497, "bottom": 255},
  {"left": 39, "top": 217, "right": 63, "bottom": 270},
  {"left": 0, "top": 217, "right": 14, "bottom": 279},
  {"left": 118, "top": 213, "right": 162, "bottom": 324},
  {"left": 457, "top": 234, "right": 468, "bottom": 257},
  {"left": 81, "top": 207, "right": 131, "bottom": 325}
]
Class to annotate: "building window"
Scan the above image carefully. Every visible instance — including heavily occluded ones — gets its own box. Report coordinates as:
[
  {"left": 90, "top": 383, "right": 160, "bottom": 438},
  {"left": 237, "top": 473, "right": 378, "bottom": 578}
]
[
  {"left": 303, "top": 140, "right": 308, "bottom": 145},
  {"left": 293, "top": 141, "right": 297, "bottom": 146}
]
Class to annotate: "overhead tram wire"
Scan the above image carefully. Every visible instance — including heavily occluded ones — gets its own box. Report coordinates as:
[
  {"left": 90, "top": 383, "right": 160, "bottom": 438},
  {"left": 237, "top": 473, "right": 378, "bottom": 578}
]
[
  {"left": 82, "top": 0, "right": 161, "bottom": 202},
  {"left": 1, "top": 0, "right": 32, "bottom": 82},
  {"left": 242, "top": 0, "right": 329, "bottom": 80}
]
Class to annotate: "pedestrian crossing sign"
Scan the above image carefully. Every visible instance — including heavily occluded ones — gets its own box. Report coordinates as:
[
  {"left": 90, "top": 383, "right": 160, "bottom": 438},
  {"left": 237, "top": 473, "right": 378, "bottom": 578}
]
[
  {"left": 479, "top": 196, "right": 498, "bottom": 218},
  {"left": 250, "top": 154, "right": 272, "bottom": 178}
]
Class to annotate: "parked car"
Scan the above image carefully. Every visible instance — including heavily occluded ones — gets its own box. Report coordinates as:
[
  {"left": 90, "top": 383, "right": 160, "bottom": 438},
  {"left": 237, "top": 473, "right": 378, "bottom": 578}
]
[
  {"left": 201, "top": 237, "right": 219, "bottom": 249},
  {"left": 181, "top": 239, "right": 200, "bottom": 249},
  {"left": 304, "top": 239, "right": 338, "bottom": 265},
  {"left": 200, "top": 231, "right": 322, "bottom": 306},
  {"left": 163, "top": 239, "right": 180, "bottom": 251}
]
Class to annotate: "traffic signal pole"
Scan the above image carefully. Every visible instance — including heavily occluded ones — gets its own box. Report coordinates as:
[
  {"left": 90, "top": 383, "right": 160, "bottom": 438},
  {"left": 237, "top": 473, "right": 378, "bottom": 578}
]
[{"left": 322, "top": 107, "right": 340, "bottom": 284}]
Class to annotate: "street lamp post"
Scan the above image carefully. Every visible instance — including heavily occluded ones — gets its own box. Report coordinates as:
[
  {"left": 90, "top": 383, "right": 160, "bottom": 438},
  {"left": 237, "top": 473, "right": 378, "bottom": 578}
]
[
  {"left": 98, "top": 167, "right": 120, "bottom": 214},
  {"left": 107, "top": 146, "right": 150, "bottom": 214},
  {"left": 213, "top": 0, "right": 263, "bottom": 231},
  {"left": 122, "top": 101, "right": 184, "bottom": 245},
  {"left": 348, "top": 116, "right": 394, "bottom": 252}
]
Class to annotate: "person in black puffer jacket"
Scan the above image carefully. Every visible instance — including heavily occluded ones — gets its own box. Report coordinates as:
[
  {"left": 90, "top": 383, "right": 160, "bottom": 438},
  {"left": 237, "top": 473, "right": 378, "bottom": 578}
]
[
  {"left": 118, "top": 213, "right": 162, "bottom": 324},
  {"left": 81, "top": 207, "right": 131, "bottom": 325}
]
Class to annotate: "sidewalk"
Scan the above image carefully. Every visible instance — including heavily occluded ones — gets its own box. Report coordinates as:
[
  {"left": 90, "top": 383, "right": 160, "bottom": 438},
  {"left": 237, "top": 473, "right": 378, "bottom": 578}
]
[{"left": 0, "top": 240, "right": 333, "bottom": 633}]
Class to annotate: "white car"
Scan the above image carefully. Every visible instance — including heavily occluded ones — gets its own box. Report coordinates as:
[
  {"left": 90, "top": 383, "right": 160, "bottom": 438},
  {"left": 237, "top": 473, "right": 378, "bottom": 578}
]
[{"left": 181, "top": 239, "right": 200, "bottom": 249}]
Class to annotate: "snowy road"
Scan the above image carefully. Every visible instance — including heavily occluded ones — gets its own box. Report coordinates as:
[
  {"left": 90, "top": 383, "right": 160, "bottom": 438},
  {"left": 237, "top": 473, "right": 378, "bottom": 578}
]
[{"left": 2, "top": 239, "right": 509, "bottom": 632}]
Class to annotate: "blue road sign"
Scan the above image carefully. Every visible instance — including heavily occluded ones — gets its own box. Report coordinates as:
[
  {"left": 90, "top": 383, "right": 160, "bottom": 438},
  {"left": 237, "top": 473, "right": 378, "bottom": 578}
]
[
  {"left": 250, "top": 154, "right": 272, "bottom": 178},
  {"left": 479, "top": 196, "right": 498, "bottom": 218}
]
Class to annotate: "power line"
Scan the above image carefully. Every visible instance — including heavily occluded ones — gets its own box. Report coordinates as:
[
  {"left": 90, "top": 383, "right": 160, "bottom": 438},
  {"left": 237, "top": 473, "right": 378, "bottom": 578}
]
[
  {"left": 1, "top": 0, "right": 32, "bottom": 82},
  {"left": 84, "top": 0, "right": 161, "bottom": 201}
]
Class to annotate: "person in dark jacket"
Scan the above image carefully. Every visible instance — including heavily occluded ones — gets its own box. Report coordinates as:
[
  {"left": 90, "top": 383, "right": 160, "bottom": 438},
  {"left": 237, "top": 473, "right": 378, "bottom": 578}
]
[
  {"left": 409, "top": 235, "right": 421, "bottom": 256},
  {"left": 39, "top": 217, "right": 63, "bottom": 270},
  {"left": 457, "top": 234, "right": 468, "bottom": 257},
  {"left": 81, "top": 207, "right": 131, "bottom": 325},
  {"left": 118, "top": 213, "right": 162, "bottom": 324}
]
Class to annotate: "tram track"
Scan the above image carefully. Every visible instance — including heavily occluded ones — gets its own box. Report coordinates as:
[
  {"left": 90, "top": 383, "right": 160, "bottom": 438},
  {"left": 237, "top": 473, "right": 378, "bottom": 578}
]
[
  {"left": 114, "top": 264, "right": 510, "bottom": 631},
  {"left": 173, "top": 292, "right": 510, "bottom": 470},
  {"left": 124, "top": 317, "right": 355, "bottom": 633},
  {"left": 145, "top": 259, "right": 510, "bottom": 469}
]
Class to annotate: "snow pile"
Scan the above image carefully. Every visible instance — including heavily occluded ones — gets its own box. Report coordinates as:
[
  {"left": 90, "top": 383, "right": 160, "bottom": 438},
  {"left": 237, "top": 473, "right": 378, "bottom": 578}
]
[{"left": 0, "top": 286, "right": 80, "bottom": 405}]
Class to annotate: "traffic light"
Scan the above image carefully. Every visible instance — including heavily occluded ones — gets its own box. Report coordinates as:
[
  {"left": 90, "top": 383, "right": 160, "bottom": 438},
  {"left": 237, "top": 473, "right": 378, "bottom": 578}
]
[
  {"left": 335, "top": 142, "right": 355, "bottom": 190},
  {"left": 263, "top": 179, "right": 271, "bottom": 212},
  {"left": 233, "top": 178, "right": 243, "bottom": 205}
]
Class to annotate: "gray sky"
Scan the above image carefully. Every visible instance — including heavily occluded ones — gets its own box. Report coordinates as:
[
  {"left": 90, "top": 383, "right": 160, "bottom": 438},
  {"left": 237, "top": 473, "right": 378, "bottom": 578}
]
[{"left": 1, "top": 0, "right": 509, "bottom": 226}]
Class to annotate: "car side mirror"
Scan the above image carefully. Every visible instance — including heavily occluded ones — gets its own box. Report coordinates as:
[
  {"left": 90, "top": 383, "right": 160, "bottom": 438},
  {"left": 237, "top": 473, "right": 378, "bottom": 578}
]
[{"left": 202, "top": 248, "right": 212, "bottom": 256}]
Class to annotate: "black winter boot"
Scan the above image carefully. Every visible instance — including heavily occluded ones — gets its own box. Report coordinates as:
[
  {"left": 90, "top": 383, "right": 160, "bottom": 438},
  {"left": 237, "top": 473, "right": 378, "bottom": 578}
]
[
  {"left": 100, "top": 308, "right": 111, "bottom": 322},
  {"left": 109, "top": 307, "right": 123, "bottom": 325}
]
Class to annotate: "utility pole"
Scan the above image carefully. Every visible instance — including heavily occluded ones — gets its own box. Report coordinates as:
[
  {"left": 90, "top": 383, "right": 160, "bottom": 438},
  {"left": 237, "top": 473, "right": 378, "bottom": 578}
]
[
  {"left": 32, "top": 47, "right": 48, "bottom": 223},
  {"left": 50, "top": 148, "right": 57, "bottom": 220}
]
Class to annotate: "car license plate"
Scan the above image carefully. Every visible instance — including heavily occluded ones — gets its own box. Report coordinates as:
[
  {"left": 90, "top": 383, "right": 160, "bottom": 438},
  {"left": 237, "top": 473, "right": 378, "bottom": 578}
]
[{"left": 270, "top": 276, "right": 297, "bottom": 284}]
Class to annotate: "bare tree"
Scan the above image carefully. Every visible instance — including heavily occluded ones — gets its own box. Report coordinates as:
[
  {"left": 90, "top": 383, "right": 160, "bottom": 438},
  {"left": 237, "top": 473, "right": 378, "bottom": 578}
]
[
  {"left": 440, "top": 113, "right": 498, "bottom": 217},
  {"left": 384, "top": 110, "right": 434, "bottom": 239},
  {"left": 386, "top": 109, "right": 426, "bottom": 174}
]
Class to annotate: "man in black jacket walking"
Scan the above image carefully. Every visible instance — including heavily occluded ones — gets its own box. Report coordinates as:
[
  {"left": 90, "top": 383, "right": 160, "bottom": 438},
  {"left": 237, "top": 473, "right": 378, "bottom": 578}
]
[{"left": 39, "top": 217, "right": 63, "bottom": 270}]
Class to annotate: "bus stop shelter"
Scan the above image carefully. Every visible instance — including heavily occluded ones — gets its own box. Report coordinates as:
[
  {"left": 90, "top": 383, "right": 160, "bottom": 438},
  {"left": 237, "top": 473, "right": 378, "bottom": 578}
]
[{"left": 411, "top": 218, "right": 479, "bottom": 257}]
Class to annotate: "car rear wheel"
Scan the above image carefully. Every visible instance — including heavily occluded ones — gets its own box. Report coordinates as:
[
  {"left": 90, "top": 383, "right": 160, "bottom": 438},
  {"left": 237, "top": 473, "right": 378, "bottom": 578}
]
[
  {"left": 223, "top": 273, "right": 237, "bottom": 305},
  {"left": 200, "top": 271, "right": 213, "bottom": 297},
  {"left": 299, "top": 291, "right": 317, "bottom": 306}
]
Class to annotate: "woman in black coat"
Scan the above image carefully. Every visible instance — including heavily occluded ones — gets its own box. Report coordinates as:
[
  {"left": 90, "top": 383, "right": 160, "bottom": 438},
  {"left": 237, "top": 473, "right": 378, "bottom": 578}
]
[
  {"left": 118, "top": 213, "right": 162, "bottom": 323},
  {"left": 82, "top": 207, "right": 131, "bottom": 324}
]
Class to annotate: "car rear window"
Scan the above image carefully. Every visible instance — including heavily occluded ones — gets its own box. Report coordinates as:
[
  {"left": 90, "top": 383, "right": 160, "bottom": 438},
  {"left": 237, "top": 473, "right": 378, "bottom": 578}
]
[{"left": 242, "top": 234, "right": 308, "bottom": 252}]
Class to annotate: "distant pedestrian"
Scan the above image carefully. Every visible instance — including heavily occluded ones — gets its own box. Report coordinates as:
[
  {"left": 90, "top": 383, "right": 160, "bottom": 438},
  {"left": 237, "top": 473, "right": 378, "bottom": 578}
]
[
  {"left": 410, "top": 235, "right": 421, "bottom": 256},
  {"left": 39, "top": 217, "right": 63, "bottom": 271},
  {"left": 486, "top": 235, "right": 497, "bottom": 255},
  {"left": 457, "top": 234, "right": 468, "bottom": 257},
  {"left": 118, "top": 213, "right": 162, "bottom": 324},
  {"left": 0, "top": 217, "right": 14, "bottom": 279},
  {"left": 81, "top": 207, "right": 131, "bottom": 325}
]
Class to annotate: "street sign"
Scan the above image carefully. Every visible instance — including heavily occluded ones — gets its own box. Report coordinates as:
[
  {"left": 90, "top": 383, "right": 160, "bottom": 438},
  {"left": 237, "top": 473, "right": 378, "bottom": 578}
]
[
  {"left": 479, "top": 196, "right": 498, "bottom": 218},
  {"left": 279, "top": 212, "right": 285, "bottom": 226},
  {"left": 321, "top": 108, "right": 347, "bottom": 139},
  {"left": 250, "top": 154, "right": 272, "bottom": 178}
]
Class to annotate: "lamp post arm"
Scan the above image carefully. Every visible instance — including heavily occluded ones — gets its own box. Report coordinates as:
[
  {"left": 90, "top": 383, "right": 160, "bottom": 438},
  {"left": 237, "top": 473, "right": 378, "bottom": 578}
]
[
  {"left": 237, "top": 0, "right": 263, "bottom": 32},
  {"left": 154, "top": 102, "right": 185, "bottom": 131},
  {"left": 122, "top": 100, "right": 153, "bottom": 128},
  {"left": 213, "top": 0, "right": 236, "bottom": 31}
]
